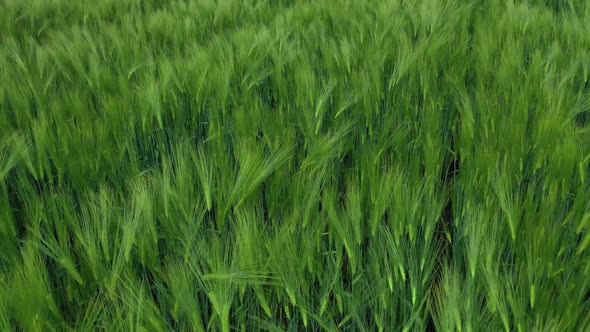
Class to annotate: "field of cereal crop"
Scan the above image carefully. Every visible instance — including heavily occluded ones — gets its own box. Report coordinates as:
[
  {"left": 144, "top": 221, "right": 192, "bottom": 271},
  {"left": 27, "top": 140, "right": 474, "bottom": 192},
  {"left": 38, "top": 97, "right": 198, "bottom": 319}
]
[{"left": 1, "top": 0, "right": 590, "bottom": 330}]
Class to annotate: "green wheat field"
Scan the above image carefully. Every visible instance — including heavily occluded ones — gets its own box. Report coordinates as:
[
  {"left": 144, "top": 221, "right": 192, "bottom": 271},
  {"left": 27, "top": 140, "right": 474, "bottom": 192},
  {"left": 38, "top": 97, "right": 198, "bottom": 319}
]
[{"left": 1, "top": 0, "right": 590, "bottom": 331}]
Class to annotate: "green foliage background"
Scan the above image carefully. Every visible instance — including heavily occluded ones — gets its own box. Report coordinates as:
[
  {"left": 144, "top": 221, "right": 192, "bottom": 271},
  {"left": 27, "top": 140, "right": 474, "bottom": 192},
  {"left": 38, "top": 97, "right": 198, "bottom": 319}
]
[{"left": 1, "top": 0, "right": 590, "bottom": 330}]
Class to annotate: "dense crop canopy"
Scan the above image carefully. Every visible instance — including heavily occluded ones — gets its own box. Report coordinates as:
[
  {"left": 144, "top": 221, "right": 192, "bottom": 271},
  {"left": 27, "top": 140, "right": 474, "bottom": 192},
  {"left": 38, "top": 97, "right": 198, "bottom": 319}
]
[{"left": 1, "top": 0, "right": 590, "bottom": 331}]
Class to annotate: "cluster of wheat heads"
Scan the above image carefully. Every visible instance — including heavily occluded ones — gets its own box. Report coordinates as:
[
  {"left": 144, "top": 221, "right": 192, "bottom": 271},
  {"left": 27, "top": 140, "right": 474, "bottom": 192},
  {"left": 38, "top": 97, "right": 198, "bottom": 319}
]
[{"left": 1, "top": 0, "right": 590, "bottom": 331}]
